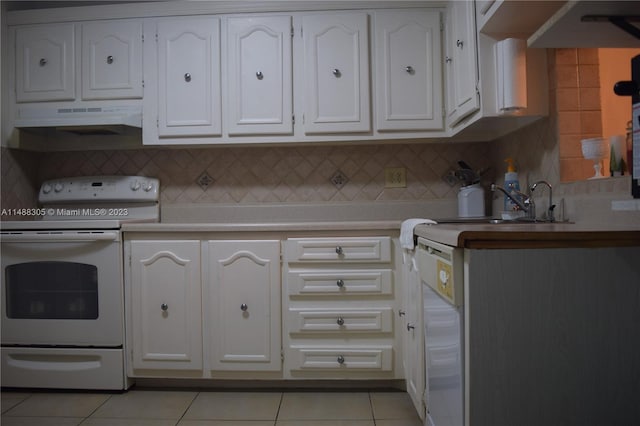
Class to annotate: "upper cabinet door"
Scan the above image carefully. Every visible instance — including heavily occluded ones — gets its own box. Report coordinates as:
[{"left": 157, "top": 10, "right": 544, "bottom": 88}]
[
  {"left": 302, "top": 13, "right": 370, "bottom": 134},
  {"left": 81, "top": 20, "right": 143, "bottom": 100},
  {"left": 226, "top": 16, "right": 293, "bottom": 135},
  {"left": 157, "top": 18, "right": 221, "bottom": 137},
  {"left": 15, "top": 24, "right": 75, "bottom": 102},
  {"left": 446, "top": 1, "right": 480, "bottom": 127},
  {"left": 374, "top": 10, "right": 443, "bottom": 131}
]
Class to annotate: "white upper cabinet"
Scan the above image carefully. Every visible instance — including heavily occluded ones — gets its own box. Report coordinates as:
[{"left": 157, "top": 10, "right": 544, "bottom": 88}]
[
  {"left": 374, "top": 10, "right": 443, "bottom": 131},
  {"left": 226, "top": 16, "right": 293, "bottom": 135},
  {"left": 445, "top": 0, "right": 480, "bottom": 127},
  {"left": 81, "top": 20, "right": 143, "bottom": 100},
  {"left": 15, "top": 24, "right": 75, "bottom": 102},
  {"left": 302, "top": 13, "right": 370, "bottom": 134},
  {"left": 157, "top": 17, "right": 221, "bottom": 137}
]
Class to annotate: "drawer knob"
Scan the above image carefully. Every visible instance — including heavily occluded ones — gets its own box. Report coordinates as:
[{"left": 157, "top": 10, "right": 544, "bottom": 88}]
[
  {"left": 332, "top": 68, "right": 341, "bottom": 77},
  {"left": 161, "top": 303, "right": 168, "bottom": 311},
  {"left": 107, "top": 55, "right": 114, "bottom": 64},
  {"left": 336, "top": 279, "right": 345, "bottom": 288},
  {"left": 335, "top": 246, "right": 343, "bottom": 255},
  {"left": 398, "top": 310, "right": 406, "bottom": 317},
  {"left": 184, "top": 73, "right": 192, "bottom": 82},
  {"left": 240, "top": 303, "right": 248, "bottom": 312},
  {"left": 337, "top": 317, "right": 345, "bottom": 326},
  {"left": 256, "top": 70, "right": 264, "bottom": 80},
  {"left": 407, "top": 323, "right": 415, "bottom": 331},
  {"left": 405, "top": 65, "right": 414, "bottom": 74},
  {"left": 337, "top": 355, "right": 345, "bottom": 364},
  {"left": 39, "top": 58, "right": 47, "bottom": 66}
]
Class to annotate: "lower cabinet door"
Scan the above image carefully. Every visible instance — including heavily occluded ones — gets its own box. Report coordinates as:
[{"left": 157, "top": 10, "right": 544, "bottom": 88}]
[
  {"left": 207, "top": 240, "right": 281, "bottom": 371},
  {"left": 129, "top": 240, "right": 203, "bottom": 371}
]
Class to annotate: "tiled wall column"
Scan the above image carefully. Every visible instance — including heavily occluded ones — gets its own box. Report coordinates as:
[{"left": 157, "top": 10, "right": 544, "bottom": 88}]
[{"left": 556, "top": 48, "right": 605, "bottom": 182}]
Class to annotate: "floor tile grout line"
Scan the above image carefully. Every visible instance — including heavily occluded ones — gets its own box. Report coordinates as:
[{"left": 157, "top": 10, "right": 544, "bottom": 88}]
[
  {"left": 174, "top": 389, "right": 199, "bottom": 426},
  {"left": 273, "top": 391, "right": 284, "bottom": 425}
]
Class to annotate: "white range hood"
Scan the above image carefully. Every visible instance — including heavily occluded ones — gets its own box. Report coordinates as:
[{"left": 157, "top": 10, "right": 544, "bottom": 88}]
[
  {"left": 528, "top": 1, "right": 640, "bottom": 48},
  {"left": 14, "top": 104, "right": 142, "bottom": 135}
]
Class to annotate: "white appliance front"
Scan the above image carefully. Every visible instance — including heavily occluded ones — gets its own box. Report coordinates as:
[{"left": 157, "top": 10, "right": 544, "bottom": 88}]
[{"left": 1, "top": 230, "right": 124, "bottom": 347}]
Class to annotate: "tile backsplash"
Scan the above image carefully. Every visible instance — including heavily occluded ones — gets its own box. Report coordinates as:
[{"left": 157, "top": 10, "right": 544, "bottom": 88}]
[{"left": 1, "top": 142, "right": 494, "bottom": 213}]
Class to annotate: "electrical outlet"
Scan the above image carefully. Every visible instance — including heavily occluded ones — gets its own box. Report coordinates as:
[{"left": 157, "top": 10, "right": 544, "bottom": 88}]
[{"left": 384, "top": 167, "right": 406, "bottom": 188}]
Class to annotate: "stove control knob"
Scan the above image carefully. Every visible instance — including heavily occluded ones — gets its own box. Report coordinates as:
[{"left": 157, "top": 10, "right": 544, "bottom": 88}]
[
  {"left": 130, "top": 180, "right": 141, "bottom": 191},
  {"left": 143, "top": 181, "right": 154, "bottom": 192},
  {"left": 54, "top": 183, "right": 64, "bottom": 193},
  {"left": 42, "top": 183, "right": 52, "bottom": 194}
]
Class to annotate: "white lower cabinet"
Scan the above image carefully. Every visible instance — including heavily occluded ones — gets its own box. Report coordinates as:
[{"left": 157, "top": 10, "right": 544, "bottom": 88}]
[
  {"left": 126, "top": 238, "right": 281, "bottom": 378},
  {"left": 283, "top": 236, "right": 399, "bottom": 379},
  {"left": 129, "top": 240, "right": 203, "bottom": 372},
  {"left": 126, "top": 233, "right": 400, "bottom": 382},
  {"left": 207, "top": 240, "right": 281, "bottom": 372}
]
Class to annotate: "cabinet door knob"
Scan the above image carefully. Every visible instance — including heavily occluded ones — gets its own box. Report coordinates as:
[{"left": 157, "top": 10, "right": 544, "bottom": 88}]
[
  {"left": 445, "top": 56, "right": 452, "bottom": 64},
  {"left": 161, "top": 303, "right": 168, "bottom": 311},
  {"left": 456, "top": 39, "right": 464, "bottom": 48},
  {"left": 398, "top": 310, "right": 406, "bottom": 317},
  {"left": 107, "top": 55, "right": 114, "bottom": 64},
  {"left": 405, "top": 65, "right": 414, "bottom": 74},
  {"left": 337, "top": 355, "right": 345, "bottom": 364},
  {"left": 256, "top": 71, "right": 264, "bottom": 80},
  {"left": 240, "top": 303, "right": 248, "bottom": 312},
  {"left": 39, "top": 58, "right": 47, "bottom": 66},
  {"left": 335, "top": 246, "right": 343, "bottom": 255},
  {"left": 332, "top": 68, "right": 341, "bottom": 77},
  {"left": 407, "top": 323, "right": 415, "bottom": 331},
  {"left": 336, "top": 279, "right": 345, "bottom": 288},
  {"left": 337, "top": 317, "right": 345, "bottom": 326},
  {"left": 184, "top": 73, "right": 192, "bottom": 82}
]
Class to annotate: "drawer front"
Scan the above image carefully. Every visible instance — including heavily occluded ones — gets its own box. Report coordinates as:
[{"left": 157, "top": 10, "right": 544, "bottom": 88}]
[
  {"left": 289, "top": 308, "right": 393, "bottom": 333},
  {"left": 287, "top": 270, "right": 393, "bottom": 296},
  {"left": 290, "top": 347, "right": 393, "bottom": 371},
  {"left": 285, "top": 237, "right": 391, "bottom": 263}
]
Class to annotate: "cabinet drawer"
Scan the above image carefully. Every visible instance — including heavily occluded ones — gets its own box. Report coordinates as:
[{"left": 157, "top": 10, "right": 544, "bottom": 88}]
[
  {"left": 285, "top": 237, "right": 391, "bottom": 263},
  {"left": 288, "top": 308, "right": 393, "bottom": 333},
  {"left": 287, "top": 270, "right": 393, "bottom": 296},
  {"left": 289, "top": 346, "right": 393, "bottom": 371}
]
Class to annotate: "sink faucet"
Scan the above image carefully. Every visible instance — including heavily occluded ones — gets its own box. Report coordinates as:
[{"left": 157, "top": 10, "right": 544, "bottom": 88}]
[
  {"left": 530, "top": 180, "right": 555, "bottom": 222},
  {"left": 490, "top": 183, "right": 535, "bottom": 219}
]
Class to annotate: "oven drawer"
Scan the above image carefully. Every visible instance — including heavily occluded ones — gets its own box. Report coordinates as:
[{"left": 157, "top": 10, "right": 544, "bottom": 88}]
[
  {"left": 285, "top": 237, "right": 391, "bottom": 263},
  {"left": 287, "top": 269, "right": 393, "bottom": 296},
  {"left": 1, "top": 347, "right": 126, "bottom": 390},
  {"left": 288, "top": 307, "right": 393, "bottom": 334},
  {"left": 289, "top": 346, "right": 393, "bottom": 371}
]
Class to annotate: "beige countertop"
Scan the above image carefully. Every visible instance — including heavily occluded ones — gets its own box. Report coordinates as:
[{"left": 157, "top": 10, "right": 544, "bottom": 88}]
[
  {"left": 122, "top": 220, "right": 402, "bottom": 233},
  {"left": 414, "top": 222, "right": 640, "bottom": 249}
]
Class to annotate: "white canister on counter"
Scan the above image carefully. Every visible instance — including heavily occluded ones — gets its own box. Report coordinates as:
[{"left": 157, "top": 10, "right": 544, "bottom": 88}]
[{"left": 458, "top": 184, "right": 485, "bottom": 217}]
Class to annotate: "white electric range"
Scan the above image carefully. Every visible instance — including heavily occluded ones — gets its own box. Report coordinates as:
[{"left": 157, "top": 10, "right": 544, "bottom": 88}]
[{"left": 0, "top": 175, "right": 159, "bottom": 390}]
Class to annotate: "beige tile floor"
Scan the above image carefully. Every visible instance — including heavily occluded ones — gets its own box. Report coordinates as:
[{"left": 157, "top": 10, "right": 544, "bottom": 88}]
[{"left": 1, "top": 389, "right": 423, "bottom": 426}]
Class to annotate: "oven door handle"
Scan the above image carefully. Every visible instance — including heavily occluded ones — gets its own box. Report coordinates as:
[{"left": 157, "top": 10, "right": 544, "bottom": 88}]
[{"left": 1, "top": 232, "right": 119, "bottom": 242}]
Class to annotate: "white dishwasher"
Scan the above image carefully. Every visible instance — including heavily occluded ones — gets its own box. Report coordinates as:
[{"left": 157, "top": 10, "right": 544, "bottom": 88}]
[{"left": 417, "top": 237, "right": 464, "bottom": 426}]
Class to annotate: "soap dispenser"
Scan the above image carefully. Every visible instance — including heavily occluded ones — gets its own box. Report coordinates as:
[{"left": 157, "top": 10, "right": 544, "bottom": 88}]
[{"left": 503, "top": 158, "right": 521, "bottom": 212}]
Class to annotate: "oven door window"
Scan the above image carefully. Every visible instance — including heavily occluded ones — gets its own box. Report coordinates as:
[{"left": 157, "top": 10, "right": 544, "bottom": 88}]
[{"left": 5, "top": 261, "right": 99, "bottom": 319}]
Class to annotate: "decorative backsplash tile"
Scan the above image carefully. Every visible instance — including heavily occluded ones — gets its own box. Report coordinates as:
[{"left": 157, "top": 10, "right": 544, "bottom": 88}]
[{"left": 2, "top": 142, "right": 495, "bottom": 211}]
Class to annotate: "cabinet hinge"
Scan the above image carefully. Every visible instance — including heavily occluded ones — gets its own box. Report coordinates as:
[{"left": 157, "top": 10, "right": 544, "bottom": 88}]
[
  {"left": 155, "top": 32, "right": 158, "bottom": 42},
  {"left": 292, "top": 114, "right": 295, "bottom": 125},
  {"left": 300, "top": 26, "right": 303, "bottom": 38},
  {"left": 156, "top": 118, "right": 159, "bottom": 128},
  {"left": 291, "top": 26, "right": 294, "bottom": 38},
  {"left": 281, "top": 349, "right": 284, "bottom": 362}
]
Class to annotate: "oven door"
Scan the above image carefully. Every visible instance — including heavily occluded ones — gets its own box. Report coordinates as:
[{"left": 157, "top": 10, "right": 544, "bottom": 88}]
[{"left": 1, "top": 230, "right": 123, "bottom": 347}]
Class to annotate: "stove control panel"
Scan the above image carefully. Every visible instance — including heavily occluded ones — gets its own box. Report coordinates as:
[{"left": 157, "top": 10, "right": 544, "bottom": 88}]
[{"left": 39, "top": 176, "right": 160, "bottom": 204}]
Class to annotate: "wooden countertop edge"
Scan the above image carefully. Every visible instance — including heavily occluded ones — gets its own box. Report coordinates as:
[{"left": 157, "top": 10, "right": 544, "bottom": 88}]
[{"left": 458, "top": 230, "right": 640, "bottom": 249}]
